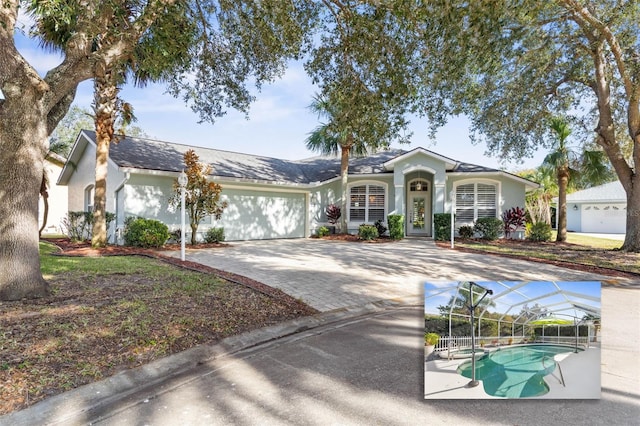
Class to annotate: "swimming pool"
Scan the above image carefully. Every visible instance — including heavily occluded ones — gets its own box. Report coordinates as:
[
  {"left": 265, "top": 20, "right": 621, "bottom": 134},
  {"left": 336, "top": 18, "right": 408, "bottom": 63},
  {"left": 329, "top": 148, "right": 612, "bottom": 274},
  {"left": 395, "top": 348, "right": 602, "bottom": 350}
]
[{"left": 457, "top": 344, "right": 583, "bottom": 398}]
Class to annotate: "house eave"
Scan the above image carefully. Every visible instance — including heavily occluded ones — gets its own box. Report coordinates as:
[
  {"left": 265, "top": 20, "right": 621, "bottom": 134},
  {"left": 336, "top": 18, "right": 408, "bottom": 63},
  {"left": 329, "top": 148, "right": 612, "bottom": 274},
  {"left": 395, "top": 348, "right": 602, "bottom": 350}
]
[
  {"left": 118, "top": 167, "right": 315, "bottom": 190},
  {"left": 447, "top": 171, "right": 540, "bottom": 191}
]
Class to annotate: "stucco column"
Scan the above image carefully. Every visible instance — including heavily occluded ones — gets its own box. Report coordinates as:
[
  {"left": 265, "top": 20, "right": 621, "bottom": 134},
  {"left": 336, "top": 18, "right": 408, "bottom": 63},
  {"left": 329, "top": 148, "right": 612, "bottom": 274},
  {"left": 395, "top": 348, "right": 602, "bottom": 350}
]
[
  {"left": 394, "top": 184, "right": 404, "bottom": 215},
  {"left": 434, "top": 184, "right": 445, "bottom": 214}
]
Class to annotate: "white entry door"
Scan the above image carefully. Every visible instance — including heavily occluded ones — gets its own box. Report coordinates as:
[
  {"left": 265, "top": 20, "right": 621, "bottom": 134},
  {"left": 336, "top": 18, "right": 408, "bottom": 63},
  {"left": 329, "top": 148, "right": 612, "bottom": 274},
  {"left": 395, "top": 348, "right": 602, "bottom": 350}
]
[{"left": 407, "top": 179, "right": 431, "bottom": 236}]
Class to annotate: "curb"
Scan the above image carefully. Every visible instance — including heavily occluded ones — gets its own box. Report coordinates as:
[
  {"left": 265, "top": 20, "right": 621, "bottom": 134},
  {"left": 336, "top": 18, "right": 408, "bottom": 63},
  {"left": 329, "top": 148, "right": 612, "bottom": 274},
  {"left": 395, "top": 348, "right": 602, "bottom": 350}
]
[{"left": 1, "top": 299, "right": 417, "bottom": 426}]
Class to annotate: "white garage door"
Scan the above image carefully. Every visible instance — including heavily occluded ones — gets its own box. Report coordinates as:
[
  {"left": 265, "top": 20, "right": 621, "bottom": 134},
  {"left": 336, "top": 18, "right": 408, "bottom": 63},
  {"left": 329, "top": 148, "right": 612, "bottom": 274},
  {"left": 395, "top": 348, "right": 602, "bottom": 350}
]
[
  {"left": 219, "top": 189, "right": 307, "bottom": 240},
  {"left": 581, "top": 204, "right": 626, "bottom": 234}
]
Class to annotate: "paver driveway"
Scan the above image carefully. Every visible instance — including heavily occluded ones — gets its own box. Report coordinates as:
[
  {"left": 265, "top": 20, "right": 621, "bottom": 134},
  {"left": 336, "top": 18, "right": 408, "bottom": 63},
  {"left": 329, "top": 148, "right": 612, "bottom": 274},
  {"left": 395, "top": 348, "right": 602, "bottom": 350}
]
[{"left": 176, "top": 238, "right": 618, "bottom": 312}]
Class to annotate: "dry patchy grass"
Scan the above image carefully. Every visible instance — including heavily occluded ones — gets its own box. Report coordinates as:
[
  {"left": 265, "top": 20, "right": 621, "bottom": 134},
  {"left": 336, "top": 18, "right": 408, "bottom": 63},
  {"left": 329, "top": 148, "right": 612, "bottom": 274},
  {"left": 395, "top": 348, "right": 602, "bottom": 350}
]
[{"left": 0, "top": 242, "right": 316, "bottom": 415}]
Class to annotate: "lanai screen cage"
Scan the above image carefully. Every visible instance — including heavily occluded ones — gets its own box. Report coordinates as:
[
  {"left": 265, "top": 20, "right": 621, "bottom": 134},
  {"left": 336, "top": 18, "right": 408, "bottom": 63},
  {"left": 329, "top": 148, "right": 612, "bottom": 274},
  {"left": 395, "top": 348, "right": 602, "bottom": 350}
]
[{"left": 424, "top": 281, "right": 601, "bottom": 357}]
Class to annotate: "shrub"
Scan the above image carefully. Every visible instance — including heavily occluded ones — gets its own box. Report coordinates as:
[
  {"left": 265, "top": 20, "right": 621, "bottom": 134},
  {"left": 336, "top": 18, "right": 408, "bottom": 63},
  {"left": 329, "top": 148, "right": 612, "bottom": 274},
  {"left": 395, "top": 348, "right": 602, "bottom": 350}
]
[
  {"left": 387, "top": 214, "right": 404, "bottom": 240},
  {"left": 374, "top": 219, "right": 387, "bottom": 236},
  {"left": 325, "top": 204, "right": 341, "bottom": 225},
  {"left": 204, "top": 227, "right": 225, "bottom": 243},
  {"left": 62, "top": 211, "right": 115, "bottom": 241},
  {"left": 474, "top": 217, "right": 503, "bottom": 240},
  {"left": 425, "top": 332, "right": 440, "bottom": 346},
  {"left": 316, "top": 226, "right": 330, "bottom": 237},
  {"left": 358, "top": 224, "right": 379, "bottom": 240},
  {"left": 526, "top": 222, "right": 552, "bottom": 242},
  {"left": 501, "top": 206, "right": 526, "bottom": 238},
  {"left": 434, "top": 213, "right": 452, "bottom": 241},
  {"left": 457, "top": 225, "right": 474, "bottom": 239},
  {"left": 62, "top": 211, "right": 89, "bottom": 241},
  {"left": 124, "top": 218, "right": 169, "bottom": 248}
]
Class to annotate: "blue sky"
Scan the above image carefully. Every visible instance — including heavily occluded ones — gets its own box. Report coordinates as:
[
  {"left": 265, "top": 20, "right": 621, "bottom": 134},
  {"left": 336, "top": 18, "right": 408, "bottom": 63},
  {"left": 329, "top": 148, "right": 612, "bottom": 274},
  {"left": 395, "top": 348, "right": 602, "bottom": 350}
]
[
  {"left": 424, "top": 281, "right": 601, "bottom": 321},
  {"left": 13, "top": 20, "right": 550, "bottom": 171}
]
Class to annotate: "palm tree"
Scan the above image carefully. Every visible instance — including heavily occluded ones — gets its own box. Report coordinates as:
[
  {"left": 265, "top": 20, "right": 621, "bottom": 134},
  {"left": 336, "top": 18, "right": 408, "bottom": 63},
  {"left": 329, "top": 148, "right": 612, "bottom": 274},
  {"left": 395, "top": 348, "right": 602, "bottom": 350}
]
[
  {"left": 306, "top": 94, "right": 369, "bottom": 232},
  {"left": 438, "top": 282, "right": 496, "bottom": 317},
  {"left": 544, "top": 118, "right": 611, "bottom": 242},
  {"left": 32, "top": 2, "right": 194, "bottom": 247}
]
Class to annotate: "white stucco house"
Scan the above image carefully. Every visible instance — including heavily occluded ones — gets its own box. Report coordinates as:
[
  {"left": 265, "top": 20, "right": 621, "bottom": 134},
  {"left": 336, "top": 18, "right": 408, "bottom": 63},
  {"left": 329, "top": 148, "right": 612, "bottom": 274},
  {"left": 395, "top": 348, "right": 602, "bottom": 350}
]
[
  {"left": 57, "top": 130, "right": 538, "bottom": 243},
  {"left": 561, "top": 181, "right": 626, "bottom": 234},
  {"left": 39, "top": 151, "right": 69, "bottom": 235}
]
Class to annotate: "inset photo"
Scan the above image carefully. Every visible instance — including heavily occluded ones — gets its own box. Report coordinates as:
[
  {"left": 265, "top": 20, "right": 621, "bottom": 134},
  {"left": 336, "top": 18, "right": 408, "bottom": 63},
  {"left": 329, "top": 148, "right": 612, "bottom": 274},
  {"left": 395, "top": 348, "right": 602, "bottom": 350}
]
[{"left": 424, "top": 281, "right": 601, "bottom": 399}]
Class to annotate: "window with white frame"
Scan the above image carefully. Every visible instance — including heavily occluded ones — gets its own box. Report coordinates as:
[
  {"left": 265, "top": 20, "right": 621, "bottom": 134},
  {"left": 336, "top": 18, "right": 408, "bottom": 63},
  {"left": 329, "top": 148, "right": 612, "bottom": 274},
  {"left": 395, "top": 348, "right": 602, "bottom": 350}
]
[
  {"left": 455, "top": 182, "right": 497, "bottom": 226},
  {"left": 84, "top": 185, "right": 95, "bottom": 212},
  {"left": 349, "top": 184, "right": 386, "bottom": 223}
]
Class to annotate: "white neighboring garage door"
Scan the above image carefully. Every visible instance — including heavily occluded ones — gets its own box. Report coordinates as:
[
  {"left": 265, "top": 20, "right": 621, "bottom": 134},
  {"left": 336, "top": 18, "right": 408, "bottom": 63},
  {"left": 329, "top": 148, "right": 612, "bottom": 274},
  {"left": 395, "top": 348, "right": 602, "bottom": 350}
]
[
  {"left": 581, "top": 204, "right": 626, "bottom": 234},
  {"left": 219, "top": 189, "right": 307, "bottom": 240}
]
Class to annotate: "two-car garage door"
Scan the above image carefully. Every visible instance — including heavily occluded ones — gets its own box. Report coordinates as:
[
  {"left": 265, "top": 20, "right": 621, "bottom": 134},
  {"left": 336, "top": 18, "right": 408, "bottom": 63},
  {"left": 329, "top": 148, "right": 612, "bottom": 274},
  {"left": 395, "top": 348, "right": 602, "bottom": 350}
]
[
  {"left": 581, "top": 204, "right": 626, "bottom": 234},
  {"left": 218, "top": 189, "right": 307, "bottom": 241}
]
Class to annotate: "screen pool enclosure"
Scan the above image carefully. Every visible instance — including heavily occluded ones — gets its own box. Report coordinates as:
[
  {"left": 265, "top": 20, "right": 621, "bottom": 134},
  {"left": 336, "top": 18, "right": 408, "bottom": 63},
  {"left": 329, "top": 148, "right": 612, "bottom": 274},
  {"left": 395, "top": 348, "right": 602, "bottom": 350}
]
[{"left": 424, "top": 281, "right": 601, "bottom": 397}]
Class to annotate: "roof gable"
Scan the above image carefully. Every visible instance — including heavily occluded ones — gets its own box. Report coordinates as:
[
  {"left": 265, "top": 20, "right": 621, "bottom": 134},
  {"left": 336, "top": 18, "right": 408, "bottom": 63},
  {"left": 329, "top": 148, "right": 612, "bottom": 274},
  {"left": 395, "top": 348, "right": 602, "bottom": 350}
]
[{"left": 383, "top": 147, "right": 457, "bottom": 170}]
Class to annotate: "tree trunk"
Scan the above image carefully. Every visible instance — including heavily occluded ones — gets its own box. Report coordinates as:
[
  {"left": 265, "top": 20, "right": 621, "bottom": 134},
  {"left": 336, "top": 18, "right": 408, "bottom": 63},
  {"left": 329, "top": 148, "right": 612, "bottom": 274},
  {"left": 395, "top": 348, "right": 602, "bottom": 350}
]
[
  {"left": 339, "top": 142, "right": 351, "bottom": 233},
  {"left": 0, "top": 111, "right": 51, "bottom": 300},
  {"left": 191, "top": 222, "right": 198, "bottom": 245},
  {"left": 92, "top": 65, "right": 119, "bottom": 248},
  {"left": 556, "top": 168, "right": 568, "bottom": 243},
  {"left": 622, "top": 177, "right": 640, "bottom": 251}
]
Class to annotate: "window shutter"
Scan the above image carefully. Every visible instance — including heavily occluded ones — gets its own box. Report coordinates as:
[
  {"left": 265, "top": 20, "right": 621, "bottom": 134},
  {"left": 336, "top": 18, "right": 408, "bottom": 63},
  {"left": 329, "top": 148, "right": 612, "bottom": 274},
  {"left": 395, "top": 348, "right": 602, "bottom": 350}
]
[
  {"left": 368, "top": 185, "right": 385, "bottom": 222},
  {"left": 477, "top": 183, "right": 497, "bottom": 218},
  {"left": 455, "top": 184, "right": 475, "bottom": 226}
]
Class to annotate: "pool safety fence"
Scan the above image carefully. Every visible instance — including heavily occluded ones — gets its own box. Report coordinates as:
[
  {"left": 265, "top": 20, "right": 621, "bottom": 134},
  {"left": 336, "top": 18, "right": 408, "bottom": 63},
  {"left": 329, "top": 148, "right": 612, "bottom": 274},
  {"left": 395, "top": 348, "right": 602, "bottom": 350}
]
[{"left": 434, "top": 335, "right": 590, "bottom": 352}]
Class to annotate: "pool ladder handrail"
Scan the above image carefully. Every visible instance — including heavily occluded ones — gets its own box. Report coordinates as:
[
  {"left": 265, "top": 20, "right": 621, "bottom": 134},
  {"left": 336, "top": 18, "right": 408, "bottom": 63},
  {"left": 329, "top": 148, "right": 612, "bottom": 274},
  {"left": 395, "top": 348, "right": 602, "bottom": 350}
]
[{"left": 542, "top": 355, "right": 566, "bottom": 387}]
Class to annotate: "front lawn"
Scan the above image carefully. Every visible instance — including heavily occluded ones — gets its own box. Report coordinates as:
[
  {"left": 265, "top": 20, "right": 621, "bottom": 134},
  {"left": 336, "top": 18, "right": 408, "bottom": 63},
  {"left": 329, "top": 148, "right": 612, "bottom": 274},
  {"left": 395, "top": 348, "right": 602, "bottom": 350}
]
[
  {"left": 0, "top": 242, "right": 316, "bottom": 415},
  {"left": 448, "top": 236, "right": 639, "bottom": 276}
]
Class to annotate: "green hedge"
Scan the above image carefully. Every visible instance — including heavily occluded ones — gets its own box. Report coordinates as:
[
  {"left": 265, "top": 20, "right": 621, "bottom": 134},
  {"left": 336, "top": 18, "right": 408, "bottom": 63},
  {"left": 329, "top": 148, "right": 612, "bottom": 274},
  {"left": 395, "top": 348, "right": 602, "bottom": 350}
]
[
  {"left": 473, "top": 217, "right": 503, "bottom": 240},
  {"left": 124, "top": 218, "right": 169, "bottom": 248},
  {"left": 434, "top": 213, "right": 452, "bottom": 241},
  {"left": 387, "top": 214, "right": 404, "bottom": 240},
  {"left": 358, "top": 224, "right": 379, "bottom": 240},
  {"left": 204, "top": 227, "right": 225, "bottom": 243},
  {"left": 526, "top": 222, "right": 552, "bottom": 242}
]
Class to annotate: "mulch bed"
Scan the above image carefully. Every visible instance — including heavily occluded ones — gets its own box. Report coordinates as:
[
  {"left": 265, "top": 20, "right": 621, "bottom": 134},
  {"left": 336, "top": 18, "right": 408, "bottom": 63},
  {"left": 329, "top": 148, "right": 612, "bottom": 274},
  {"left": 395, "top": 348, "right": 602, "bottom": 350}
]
[{"left": 436, "top": 239, "right": 639, "bottom": 280}]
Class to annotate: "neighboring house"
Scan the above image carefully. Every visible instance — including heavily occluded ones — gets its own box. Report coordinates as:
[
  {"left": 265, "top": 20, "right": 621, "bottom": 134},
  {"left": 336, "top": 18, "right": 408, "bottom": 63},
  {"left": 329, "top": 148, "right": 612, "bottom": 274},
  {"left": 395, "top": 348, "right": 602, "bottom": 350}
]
[
  {"left": 58, "top": 130, "right": 538, "bottom": 243},
  {"left": 558, "top": 181, "right": 626, "bottom": 234},
  {"left": 40, "top": 151, "right": 69, "bottom": 235}
]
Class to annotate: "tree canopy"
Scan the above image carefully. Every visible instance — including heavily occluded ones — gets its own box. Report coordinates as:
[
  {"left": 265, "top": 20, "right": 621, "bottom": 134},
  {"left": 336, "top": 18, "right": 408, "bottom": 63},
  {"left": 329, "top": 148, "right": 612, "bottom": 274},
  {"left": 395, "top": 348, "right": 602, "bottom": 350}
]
[{"left": 412, "top": 0, "right": 639, "bottom": 250}]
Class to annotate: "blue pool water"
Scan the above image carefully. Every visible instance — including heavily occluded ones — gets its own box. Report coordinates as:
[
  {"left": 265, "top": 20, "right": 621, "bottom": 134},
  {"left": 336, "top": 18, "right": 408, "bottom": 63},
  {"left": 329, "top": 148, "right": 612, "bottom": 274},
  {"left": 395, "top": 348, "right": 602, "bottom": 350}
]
[{"left": 457, "top": 345, "right": 582, "bottom": 398}]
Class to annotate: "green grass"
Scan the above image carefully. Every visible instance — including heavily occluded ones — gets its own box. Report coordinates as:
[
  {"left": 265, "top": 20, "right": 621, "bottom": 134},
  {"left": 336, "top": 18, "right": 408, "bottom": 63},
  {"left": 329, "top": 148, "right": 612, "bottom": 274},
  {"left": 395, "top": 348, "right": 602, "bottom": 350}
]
[
  {"left": 39, "top": 242, "right": 217, "bottom": 292},
  {"left": 0, "top": 242, "right": 314, "bottom": 415},
  {"left": 552, "top": 232, "right": 623, "bottom": 250}
]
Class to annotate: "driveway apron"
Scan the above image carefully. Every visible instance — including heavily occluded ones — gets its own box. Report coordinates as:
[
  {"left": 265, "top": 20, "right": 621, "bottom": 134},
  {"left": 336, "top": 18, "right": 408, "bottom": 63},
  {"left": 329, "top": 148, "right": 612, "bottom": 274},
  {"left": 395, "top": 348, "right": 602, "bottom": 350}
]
[{"left": 177, "top": 238, "right": 621, "bottom": 312}]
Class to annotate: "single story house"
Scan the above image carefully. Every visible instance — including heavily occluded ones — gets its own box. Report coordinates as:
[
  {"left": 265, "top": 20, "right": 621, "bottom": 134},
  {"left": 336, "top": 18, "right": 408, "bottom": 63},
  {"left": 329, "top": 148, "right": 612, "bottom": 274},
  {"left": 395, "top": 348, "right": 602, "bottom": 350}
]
[
  {"left": 58, "top": 130, "right": 538, "bottom": 243},
  {"left": 40, "top": 151, "right": 69, "bottom": 235},
  {"left": 559, "top": 181, "right": 626, "bottom": 234}
]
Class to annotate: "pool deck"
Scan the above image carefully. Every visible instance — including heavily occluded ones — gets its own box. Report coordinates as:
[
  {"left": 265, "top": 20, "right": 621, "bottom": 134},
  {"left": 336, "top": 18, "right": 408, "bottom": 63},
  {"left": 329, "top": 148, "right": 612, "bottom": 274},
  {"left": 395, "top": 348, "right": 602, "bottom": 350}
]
[{"left": 425, "top": 345, "right": 601, "bottom": 399}]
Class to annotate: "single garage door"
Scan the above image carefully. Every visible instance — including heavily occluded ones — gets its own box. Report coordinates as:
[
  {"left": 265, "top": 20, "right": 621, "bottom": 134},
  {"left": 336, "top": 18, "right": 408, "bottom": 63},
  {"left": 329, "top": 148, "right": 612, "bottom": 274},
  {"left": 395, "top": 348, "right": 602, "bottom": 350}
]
[
  {"left": 218, "top": 189, "right": 306, "bottom": 240},
  {"left": 581, "top": 204, "right": 626, "bottom": 234}
]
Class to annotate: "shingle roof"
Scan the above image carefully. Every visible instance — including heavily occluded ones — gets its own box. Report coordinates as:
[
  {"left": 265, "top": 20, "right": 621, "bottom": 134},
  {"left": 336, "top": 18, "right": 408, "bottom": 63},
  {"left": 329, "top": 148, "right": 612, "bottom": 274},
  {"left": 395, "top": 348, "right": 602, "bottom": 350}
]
[
  {"left": 79, "top": 130, "right": 529, "bottom": 186},
  {"left": 566, "top": 180, "right": 626, "bottom": 202}
]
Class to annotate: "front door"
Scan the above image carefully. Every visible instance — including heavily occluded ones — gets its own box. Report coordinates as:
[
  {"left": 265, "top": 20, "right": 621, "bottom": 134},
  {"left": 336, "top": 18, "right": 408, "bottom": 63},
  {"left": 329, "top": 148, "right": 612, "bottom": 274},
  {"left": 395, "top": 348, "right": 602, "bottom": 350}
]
[{"left": 408, "top": 179, "right": 431, "bottom": 236}]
